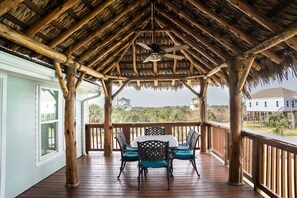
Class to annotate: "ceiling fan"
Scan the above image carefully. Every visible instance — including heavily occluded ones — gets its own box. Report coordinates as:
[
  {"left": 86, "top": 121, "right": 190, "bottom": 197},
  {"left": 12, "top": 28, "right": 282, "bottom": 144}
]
[{"left": 137, "top": 0, "right": 189, "bottom": 63}]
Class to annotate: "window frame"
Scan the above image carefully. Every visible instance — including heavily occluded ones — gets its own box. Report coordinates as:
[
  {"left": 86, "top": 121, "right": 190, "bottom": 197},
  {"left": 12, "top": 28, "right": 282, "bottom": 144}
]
[
  {"left": 36, "top": 86, "right": 64, "bottom": 166},
  {"left": 276, "top": 101, "right": 279, "bottom": 107},
  {"left": 264, "top": 101, "right": 267, "bottom": 107}
]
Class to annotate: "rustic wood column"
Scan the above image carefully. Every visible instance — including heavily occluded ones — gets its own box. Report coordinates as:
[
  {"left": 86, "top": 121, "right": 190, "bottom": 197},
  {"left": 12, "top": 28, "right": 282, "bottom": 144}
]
[
  {"left": 104, "top": 80, "right": 113, "bottom": 156},
  {"left": 199, "top": 78, "right": 208, "bottom": 153},
  {"left": 64, "top": 64, "right": 79, "bottom": 187},
  {"left": 228, "top": 58, "right": 244, "bottom": 185}
]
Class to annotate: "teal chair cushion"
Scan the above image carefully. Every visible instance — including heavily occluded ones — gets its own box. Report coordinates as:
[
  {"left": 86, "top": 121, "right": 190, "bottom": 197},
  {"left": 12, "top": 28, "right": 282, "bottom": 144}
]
[
  {"left": 174, "top": 149, "right": 194, "bottom": 159},
  {"left": 126, "top": 146, "right": 138, "bottom": 151},
  {"left": 140, "top": 160, "right": 168, "bottom": 168},
  {"left": 177, "top": 144, "right": 188, "bottom": 150},
  {"left": 123, "top": 151, "right": 138, "bottom": 161}
]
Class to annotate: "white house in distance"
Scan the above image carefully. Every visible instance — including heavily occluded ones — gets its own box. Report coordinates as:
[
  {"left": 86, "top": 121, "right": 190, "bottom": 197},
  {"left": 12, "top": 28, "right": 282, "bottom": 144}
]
[
  {"left": 245, "top": 87, "right": 297, "bottom": 128},
  {"left": 116, "top": 97, "right": 132, "bottom": 110},
  {"left": 190, "top": 98, "right": 199, "bottom": 110}
]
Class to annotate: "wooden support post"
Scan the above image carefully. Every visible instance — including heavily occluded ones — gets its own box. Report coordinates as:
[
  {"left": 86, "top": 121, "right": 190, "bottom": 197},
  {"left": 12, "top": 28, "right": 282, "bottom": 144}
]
[
  {"left": 64, "top": 64, "right": 79, "bottom": 187},
  {"left": 54, "top": 62, "right": 69, "bottom": 99},
  {"left": 104, "top": 80, "right": 113, "bottom": 156},
  {"left": 75, "top": 71, "right": 86, "bottom": 89},
  {"left": 228, "top": 58, "right": 244, "bottom": 185},
  {"left": 199, "top": 78, "right": 208, "bottom": 153}
]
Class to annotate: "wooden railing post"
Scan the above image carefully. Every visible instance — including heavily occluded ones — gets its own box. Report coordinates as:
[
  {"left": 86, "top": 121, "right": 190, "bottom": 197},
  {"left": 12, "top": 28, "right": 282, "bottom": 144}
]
[
  {"left": 164, "top": 125, "right": 172, "bottom": 135},
  {"left": 85, "top": 124, "right": 90, "bottom": 154},
  {"left": 252, "top": 138, "right": 260, "bottom": 191},
  {"left": 122, "top": 125, "right": 131, "bottom": 143}
]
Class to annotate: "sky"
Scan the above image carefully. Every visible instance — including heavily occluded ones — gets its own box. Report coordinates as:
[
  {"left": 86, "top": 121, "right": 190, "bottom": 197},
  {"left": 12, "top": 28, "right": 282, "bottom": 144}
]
[{"left": 91, "top": 72, "right": 297, "bottom": 107}]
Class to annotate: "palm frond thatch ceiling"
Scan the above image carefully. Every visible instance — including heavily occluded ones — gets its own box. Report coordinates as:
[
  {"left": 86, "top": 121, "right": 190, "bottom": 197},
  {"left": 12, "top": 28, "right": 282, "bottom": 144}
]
[{"left": 0, "top": 0, "right": 296, "bottom": 90}]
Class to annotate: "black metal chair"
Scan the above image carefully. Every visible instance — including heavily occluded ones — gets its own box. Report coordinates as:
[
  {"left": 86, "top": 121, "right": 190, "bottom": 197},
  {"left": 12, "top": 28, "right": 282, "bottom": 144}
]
[
  {"left": 145, "top": 127, "right": 165, "bottom": 135},
  {"left": 115, "top": 133, "right": 138, "bottom": 179},
  {"left": 176, "top": 129, "right": 194, "bottom": 150},
  {"left": 171, "top": 131, "right": 200, "bottom": 177},
  {"left": 118, "top": 130, "right": 137, "bottom": 151},
  {"left": 137, "top": 140, "right": 170, "bottom": 190}
]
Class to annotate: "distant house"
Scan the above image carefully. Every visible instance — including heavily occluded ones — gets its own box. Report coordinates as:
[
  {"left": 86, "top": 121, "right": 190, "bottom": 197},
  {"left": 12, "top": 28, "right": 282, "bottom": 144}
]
[
  {"left": 245, "top": 87, "right": 297, "bottom": 128},
  {"left": 116, "top": 97, "right": 132, "bottom": 110},
  {"left": 190, "top": 98, "right": 199, "bottom": 110}
]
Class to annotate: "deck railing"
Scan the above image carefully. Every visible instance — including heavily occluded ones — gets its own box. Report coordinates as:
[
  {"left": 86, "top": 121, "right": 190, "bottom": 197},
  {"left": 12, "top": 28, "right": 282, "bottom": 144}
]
[
  {"left": 204, "top": 121, "right": 297, "bottom": 198},
  {"left": 85, "top": 121, "right": 297, "bottom": 198},
  {"left": 85, "top": 122, "right": 201, "bottom": 152}
]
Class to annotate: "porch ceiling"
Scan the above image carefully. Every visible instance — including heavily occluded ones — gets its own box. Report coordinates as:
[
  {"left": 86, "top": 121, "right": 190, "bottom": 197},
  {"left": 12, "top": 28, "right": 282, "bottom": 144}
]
[{"left": 0, "top": 0, "right": 296, "bottom": 90}]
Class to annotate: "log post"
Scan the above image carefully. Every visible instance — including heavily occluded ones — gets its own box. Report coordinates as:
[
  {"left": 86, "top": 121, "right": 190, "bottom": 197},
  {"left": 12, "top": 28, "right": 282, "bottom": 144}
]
[
  {"left": 199, "top": 78, "right": 208, "bottom": 153},
  {"left": 228, "top": 58, "right": 244, "bottom": 185},
  {"left": 64, "top": 63, "right": 79, "bottom": 187},
  {"left": 104, "top": 80, "right": 113, "bottom": 156}
]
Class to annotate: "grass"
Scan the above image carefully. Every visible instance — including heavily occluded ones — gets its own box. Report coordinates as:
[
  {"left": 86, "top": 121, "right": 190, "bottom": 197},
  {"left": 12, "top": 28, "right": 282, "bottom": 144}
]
[{"left": 243, "top": 122, "right": 297, "bottom": 137}]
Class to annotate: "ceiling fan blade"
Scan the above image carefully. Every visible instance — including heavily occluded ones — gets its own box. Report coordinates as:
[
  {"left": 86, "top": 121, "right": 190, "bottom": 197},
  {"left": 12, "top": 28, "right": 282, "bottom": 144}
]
[
  {"left": 164, "top": 45, "right": 189, "bottom": 53},
  {"left": 143, "top": 56, "right": 153, "bottom": 63},
  {"left": 164, "top": 53, "right": 185, "bottom": 60},
  {"left": 137, "top": 43, "right": 152, "bottom": 51}
]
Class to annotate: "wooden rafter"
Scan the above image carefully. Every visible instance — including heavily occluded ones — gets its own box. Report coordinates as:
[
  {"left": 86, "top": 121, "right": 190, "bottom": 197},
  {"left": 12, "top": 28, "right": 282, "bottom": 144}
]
[
  {"left": 54, "top": 61, "right": 69, "bottom": 98},
  {"left": 86, "top": 19, "right": 149, "bottom": 69},
  {"left": 226, "top": 0, "right": 297, "bottom": 51},
  {"left": 188, "top": 0, "right": 282, "bottom": 64},
  {"left": 112, "top": 80, "right": 131, "bottom": 100},
  {"left": 0, "top": 0, "right": 23, "bottom": 17},
  {"left": 154, "top": 80, "right": 158, "bottom": 87},
  {"left": 156, "top": 7, "right": 227, "bottom": 61},
  {"left": 163, "top": 1, "right": 240, "bottom": 54},
  {"left": 153, "top": 62, "right": 158, "bottom": 75},
  {"left": 180, "top": 80, "right": 200, "bottom": 97},
  {"left": 78, "top": 8, "right": 149, "bottom": 63},
  {"left": 116, "top": 63, "right": 121, "bottom": 76},
  {"left": 132, "top": 42, "right": 138, "bottom": 75},
  {"left": 75, "top": 71, "right": 87, "bottom": 89},
  {"left": 173, "top": 51, "right": 177, "bottom": 75},
  {"left": 236, "top": 55, "right": 255, "bottom": 93},
  {"left": 156, "top": 17, "right": 220, "bottom": 66},
  {"left": 137, "top": 80, "right": 141, "bottom": 87},
  {"left": 139, "top": 28, "right": 171, "bottom": 33},
  {"left": 66, "top": 1, "right": 140, "bottom": 56},
  {"left": 48, "top": 1, "right": 115, "bottom": 48},
  {"left": 11, "top": 0, "right": 80, "bottom": 51},
  {"left": 0, "top": 23, "right": 108, "bottom": 78},
  {"left": 100, "top": 80, "right": 108, "bottom": 98}
]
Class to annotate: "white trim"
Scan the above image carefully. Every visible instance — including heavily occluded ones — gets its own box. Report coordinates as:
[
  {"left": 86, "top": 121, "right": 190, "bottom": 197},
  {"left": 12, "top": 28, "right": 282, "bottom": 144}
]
[
  {"left": 35, "top": 86, "right": 64, "bottom": 166},
  {"left": 0, "top": 72, "right": 7, "bottom": 198}
]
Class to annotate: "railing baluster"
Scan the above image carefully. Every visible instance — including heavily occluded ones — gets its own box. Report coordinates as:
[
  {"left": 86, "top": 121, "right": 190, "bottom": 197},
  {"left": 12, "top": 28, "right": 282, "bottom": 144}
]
[
  {"left": 271, "top": 147, "right": 275, "bottom": 193},
  {"left": 287, "top": 152, "right": 292, "bottom": 198},
  {"left": 282, "top": 150, "right": 286, "bottom": 198}
]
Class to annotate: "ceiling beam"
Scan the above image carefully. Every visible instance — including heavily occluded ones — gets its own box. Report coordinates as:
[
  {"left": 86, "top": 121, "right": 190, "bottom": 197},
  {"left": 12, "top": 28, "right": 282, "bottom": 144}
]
[
  {"left": 0, "top": 0, "right": 23, "bottom": 17},
  {"left": 11, "top": 0, "right": 80, "bottom": 51},
  {"left": 0, "top": 23, "right": 128, "bottom": 80},
  {"left": 156, "top": 7, "right": 227, "bottom": 61},
  {"left": 78, "top": 7, "right": 149, "bottom": 62},
  {"left": 188, "top": 0, "right": 282, "bottom": 64},
  {"left": 226, "top": 0, "right": 297, "bottom": 51},
  {"left": 173, "top": 51, "right": 177, "bottom": 74},
  {"left": 48, "top": 1, "right": 116, "bottom": 48},
  {"left": 132, "top": 41, "right": 138, "bottom": 75},
  {"left": 139, "top": 28, "right": 171, "bottom": 33},
  {"left": 162, "top": 1, "right": 240, "bottom": 54},
  {"left": 86, "top": 18, "right": 149, "bottom": 68},
  {"left": 66, "top": 1, "right": 140, "bottom": 56}
]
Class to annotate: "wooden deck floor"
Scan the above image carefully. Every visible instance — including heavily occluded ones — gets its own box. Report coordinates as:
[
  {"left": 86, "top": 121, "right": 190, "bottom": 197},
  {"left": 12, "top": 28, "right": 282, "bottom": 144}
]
[{"left": 18, "top": 152, "right": 262, "bottom": 198}]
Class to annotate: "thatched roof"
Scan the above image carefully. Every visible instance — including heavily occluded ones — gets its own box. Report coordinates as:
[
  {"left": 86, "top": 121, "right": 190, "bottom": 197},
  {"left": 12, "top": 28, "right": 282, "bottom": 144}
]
[{"left": 0, "top": 0, "right": 296, "bottom": 91}]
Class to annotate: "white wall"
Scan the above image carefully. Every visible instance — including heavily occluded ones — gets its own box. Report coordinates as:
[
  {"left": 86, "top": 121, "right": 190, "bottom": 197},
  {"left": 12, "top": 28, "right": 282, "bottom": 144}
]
[{"left": 0, "top": 51, "right": 100, "bottom": 197}]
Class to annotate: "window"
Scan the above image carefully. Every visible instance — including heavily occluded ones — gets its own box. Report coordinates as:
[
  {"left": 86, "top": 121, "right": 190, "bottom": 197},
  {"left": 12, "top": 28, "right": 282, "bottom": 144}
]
[
  {"left": 264, "top": 101, "right": 267, "bottom": 107},
  {"left": 37, "top": 86, "right": 63, "bottom": 164},
  {"left": 287, "top": 101, "right": 289, "bottom": 107},
  {"left": 249, "top": 102, "right": 251, "bottom": 107},
  {"left": 276, "top": 101, "right": 279, "bottom": 107},
  {"left": 292, "top": 100, "right": 295, "bottom": 107},
  {"left": 256, "top": 102, "right": 258, "bottom": 106}
]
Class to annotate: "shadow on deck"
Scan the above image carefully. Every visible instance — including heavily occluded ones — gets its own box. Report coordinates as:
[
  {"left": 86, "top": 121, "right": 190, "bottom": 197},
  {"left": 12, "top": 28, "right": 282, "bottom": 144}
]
[{"left": 18, "top": 152, "right": 262, "bottom": 198}]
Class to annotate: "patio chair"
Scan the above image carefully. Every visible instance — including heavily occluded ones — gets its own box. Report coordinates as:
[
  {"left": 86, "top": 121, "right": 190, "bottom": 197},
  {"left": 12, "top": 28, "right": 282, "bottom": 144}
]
[
  {"left": 145, "top": 127, "right": 165, "bottom": 135},
  {"left": 176, "top": 129, "right": 194, "bottom": 150},
  {"left": 171, "top": 131, "right": 200, "bottom": 177},
  {"left": 137, "top": 140, "right": 170, "bottom": 190},
  {"left": 118, "top": 130, "right": 137, "bottom": 151},
  {"left": 115, "top": 133, "right": 138, "bottom": 179}
]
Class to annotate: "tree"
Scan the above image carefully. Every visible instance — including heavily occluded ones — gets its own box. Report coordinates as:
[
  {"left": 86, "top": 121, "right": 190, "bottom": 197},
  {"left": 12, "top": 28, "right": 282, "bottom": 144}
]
[
  {"left": 264, "top": 114, "right": 289, "bottom": 136},
  {"left": 89, "top": 104, "right": 103, "bottom": 123}
]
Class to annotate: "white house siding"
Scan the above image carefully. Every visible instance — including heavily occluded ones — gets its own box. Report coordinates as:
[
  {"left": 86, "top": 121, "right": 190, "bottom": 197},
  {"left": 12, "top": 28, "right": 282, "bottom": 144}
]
[
  {"left": 246, "top": 98, "right": 285, "bottom": 112},
  {"left": 0, "top": 51, "right": 100, "bottom": 198}
]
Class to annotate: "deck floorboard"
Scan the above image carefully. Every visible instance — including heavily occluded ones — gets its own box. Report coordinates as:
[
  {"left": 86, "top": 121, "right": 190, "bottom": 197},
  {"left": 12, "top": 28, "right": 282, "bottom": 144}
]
[{"left": 18, "top": 152, "right": 262, "bottom": 198}]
